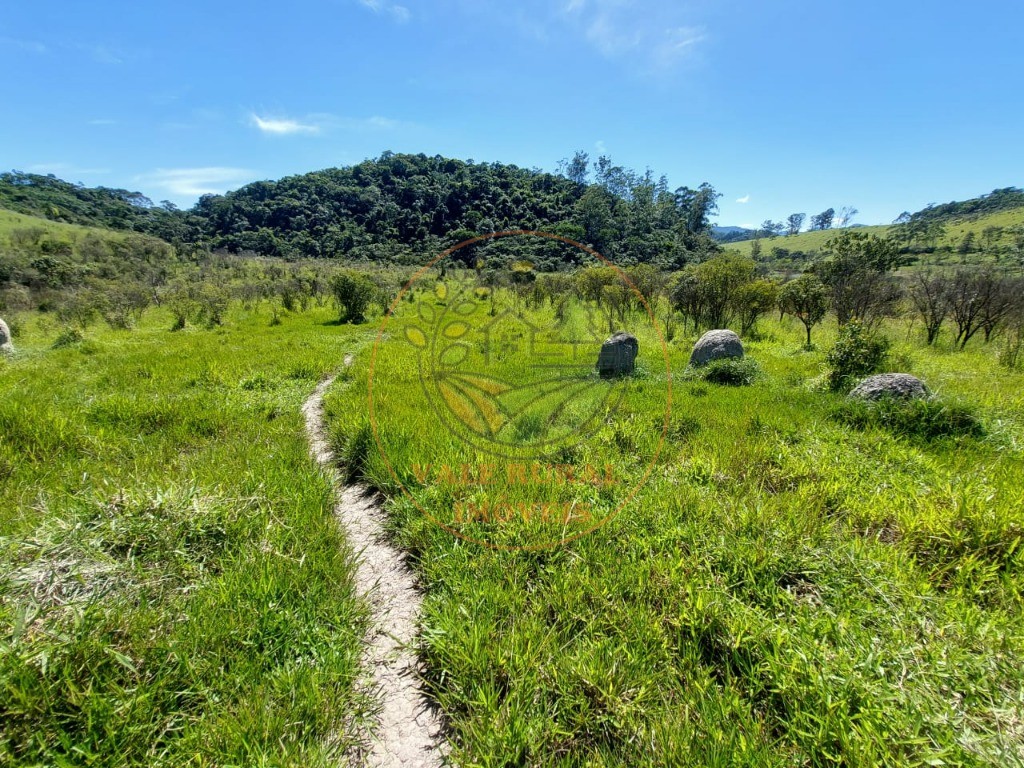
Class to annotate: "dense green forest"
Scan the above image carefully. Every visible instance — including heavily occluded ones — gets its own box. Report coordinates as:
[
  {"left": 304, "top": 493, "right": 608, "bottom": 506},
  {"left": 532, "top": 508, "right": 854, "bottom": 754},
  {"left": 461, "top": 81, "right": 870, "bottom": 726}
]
[{"left": 1, "top": 154, "right": 722, "bottom": 268}]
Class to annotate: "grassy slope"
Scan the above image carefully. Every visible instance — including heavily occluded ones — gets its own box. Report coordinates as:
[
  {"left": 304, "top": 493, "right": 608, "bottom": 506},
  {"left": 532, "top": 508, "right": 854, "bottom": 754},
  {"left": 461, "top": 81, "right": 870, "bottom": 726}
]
[
  {"left": 0, "top": 305, "right": 373, "bottom": 766},
  {"left": 726, "top": 205, "right": 1024, "bottom": 258},
  {"left": 328, "top": 284, "right": 1024, "bottom": 766},
  {"left": 0, "top": 208, "right": 129, "bottom": 244}
]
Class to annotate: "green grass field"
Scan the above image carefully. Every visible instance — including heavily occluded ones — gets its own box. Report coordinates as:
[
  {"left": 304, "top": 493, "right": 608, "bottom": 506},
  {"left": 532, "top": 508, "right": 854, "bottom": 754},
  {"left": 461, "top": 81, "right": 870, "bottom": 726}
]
[
  {"left": 0, "top": 305, "right": 373, "bottom": 766},
  {"left": 727, "top": 206, "right": 1024, "bottom": 263},
  {"left": 327, "top": 281, "right": 1024, "bottom": 766},
  {"left": 0, "top": 208, "right": 130, "bottom": 245},
  {"left": 2, "top": 235, "right": 1023, "bottom": 765}
]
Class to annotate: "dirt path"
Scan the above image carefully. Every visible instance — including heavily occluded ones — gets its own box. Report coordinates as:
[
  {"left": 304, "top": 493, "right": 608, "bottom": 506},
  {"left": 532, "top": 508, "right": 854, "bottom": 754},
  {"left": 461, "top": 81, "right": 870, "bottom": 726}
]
[{"left": 302, "top": 363, "right": 446, "bottom": 768}]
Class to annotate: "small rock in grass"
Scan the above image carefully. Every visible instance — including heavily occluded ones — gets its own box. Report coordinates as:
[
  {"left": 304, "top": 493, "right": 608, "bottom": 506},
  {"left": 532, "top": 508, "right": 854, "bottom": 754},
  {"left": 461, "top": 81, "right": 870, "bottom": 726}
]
[
  {"left": 0, "top": 317, "right": 12, "bottom": 354},
  {"left": 848, "top": 373, "right": 929, "bottom": 401}
]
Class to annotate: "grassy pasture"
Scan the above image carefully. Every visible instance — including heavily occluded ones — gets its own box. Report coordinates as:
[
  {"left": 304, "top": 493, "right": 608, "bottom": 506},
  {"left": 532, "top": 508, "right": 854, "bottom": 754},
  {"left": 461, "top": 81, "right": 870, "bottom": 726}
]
[
  {"left": 0, "top": 208, "right": 127, "bottom": 244},
  {"left": 0, "top": 305, "right": 372, "bottom": 766},
  {"left": 727, "top": 206, "right": 1024, "bottom": 264},
  {"left": 328, "top": 281, "right": 1024, "bottom": 766}
]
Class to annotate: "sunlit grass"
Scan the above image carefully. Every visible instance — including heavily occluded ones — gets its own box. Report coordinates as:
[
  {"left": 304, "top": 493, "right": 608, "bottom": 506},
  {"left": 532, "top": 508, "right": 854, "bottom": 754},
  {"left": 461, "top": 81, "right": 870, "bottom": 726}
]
[
  {"left": 329, "top": 284, "right": 1024, "bottom": 766},
  {"left": 0, "top": 304, "right": 373, "bottom": 766}
]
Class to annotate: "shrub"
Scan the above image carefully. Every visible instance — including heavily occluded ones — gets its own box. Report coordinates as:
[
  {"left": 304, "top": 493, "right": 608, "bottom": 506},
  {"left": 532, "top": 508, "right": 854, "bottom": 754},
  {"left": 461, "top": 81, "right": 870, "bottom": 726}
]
[
  {"left": 691, "top": 357, "right": 761, "bottom": 386},
  {"left": 165, "top": 285, "right": 199, "bottom": 331},
  {"left": 831, "top": 396, "right": 984, "bottom": 440},
  {"left": 330, "top": 270, "right": 377, "bottom": 323},
  {"left": 103, "top": 285, "right": 152, "bottom": 329},
  {"left": 194, "top": 284, "right": 230, "bottom": 328},
  {"left": 52, "top": 327, "right": 84, "bottom": 348},
  {"left": 825, "top": 321, "right": 890, "bottom": 391}
]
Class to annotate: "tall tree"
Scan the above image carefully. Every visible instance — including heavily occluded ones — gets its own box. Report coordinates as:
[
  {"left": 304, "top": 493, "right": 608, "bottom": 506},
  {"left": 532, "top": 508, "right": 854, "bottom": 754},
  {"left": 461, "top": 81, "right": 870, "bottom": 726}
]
[
  {"left": 810, "top": 208, "right": 835, "bottom": 231},
  {"left": 559, "top": 151, "right": 590, "bottom": 187},
  {"left": 836, "top": 206, "right": 859, "bottom": 228},
  {"left": 786, "top": 213, "right": 805, "bottom": 236},
  {"left": 958, "top": 231, "right": 977, "bottom": 256}
]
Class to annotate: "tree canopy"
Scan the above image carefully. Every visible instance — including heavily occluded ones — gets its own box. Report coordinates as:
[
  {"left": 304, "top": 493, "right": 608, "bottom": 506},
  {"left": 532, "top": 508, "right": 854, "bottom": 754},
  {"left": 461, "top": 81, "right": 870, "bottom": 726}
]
[{"left": 2, "top": 153, "right": 723, "bottom": 270}]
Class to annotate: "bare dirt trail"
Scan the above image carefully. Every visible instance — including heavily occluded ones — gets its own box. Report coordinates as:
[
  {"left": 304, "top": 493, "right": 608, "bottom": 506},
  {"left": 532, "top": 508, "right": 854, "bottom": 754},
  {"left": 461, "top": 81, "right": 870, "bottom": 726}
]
[{"left": 302, "top": 362, "right": 447, "bottom": 768}]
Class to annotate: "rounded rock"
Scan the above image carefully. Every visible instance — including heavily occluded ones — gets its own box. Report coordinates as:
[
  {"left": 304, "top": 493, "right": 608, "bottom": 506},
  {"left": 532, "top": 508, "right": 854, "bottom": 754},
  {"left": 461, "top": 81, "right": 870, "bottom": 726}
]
[
  {"left": 849, "top": 373, "right": 929, "bottom": 401},
  {"left": 689, "top": 329, "right": 743, "bottom": 367},
  {"left": 0, "top": 317, "right": 11, "bottom": 354},
  {"left": 596, "top": 331, "right": 639, "bottom": 377}
]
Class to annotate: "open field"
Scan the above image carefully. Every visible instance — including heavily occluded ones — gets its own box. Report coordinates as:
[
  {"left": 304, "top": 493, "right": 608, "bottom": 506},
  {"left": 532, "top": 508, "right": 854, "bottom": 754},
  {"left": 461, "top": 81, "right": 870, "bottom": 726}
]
[
  {"left": 0, "top": 306, "right": 372, "bottom": 766},
  {"left": 326, "top": 280, "right": 1024, "bottom": 765},
  {"left": 2, "top": 210, "right": 1024, "bottom": 765}
]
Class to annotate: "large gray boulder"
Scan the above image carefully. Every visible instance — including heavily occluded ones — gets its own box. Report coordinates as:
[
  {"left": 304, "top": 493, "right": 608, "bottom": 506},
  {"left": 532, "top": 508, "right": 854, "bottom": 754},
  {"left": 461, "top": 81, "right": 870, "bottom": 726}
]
[
  {"left": 849, "top": 373, "right": 928, "bottom": 401},
  {"left": 690, "top": 329, "right": 743, "bottom": 367},
  {"left": 0, "top": 317, "right": 11, "bottom": 354},
  {"left": 596, "top": 331, "right": 638, "bottom": 377}
]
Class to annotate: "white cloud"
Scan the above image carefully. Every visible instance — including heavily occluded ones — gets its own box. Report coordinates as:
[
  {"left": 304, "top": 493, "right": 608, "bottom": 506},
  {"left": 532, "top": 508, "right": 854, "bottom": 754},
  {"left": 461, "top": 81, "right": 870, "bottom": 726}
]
[
  {"left": 651, "top": 26, "right": 706, "bottom": 69},
  {"left": 250, "top": 113, "right": 320, "bottom": 135},
  {"left": 594, "top": 139, "right": 607, "bottom": 154},
  {"left": 358, "top": 0, "right": 411, "bottom": 22},
  {"left": 560, "top": 0, "right": 706, "bottom": 72},
  {"left": 136, "top": 167, "right": 255, "bottom": 197},
  {"left": 736, "top": 194, "right": 750, "bottom": 204},
  {"left": 249, "top": 112, "right": 406, "bottom": 135}
]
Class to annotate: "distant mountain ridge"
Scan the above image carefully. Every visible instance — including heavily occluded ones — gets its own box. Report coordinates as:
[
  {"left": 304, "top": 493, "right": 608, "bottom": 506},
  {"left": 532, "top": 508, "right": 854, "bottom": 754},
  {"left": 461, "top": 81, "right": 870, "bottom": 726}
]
[{"left": 712, "top": 225, "right": 756, "bottom": 243}]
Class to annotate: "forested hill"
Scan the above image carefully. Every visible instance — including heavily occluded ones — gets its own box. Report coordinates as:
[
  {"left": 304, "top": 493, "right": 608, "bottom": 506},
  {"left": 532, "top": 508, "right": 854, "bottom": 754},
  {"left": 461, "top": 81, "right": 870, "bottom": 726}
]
[
  {"left": 900, "top": 187, "right": 1024, "bottom": 224},
  {"left": 0, "top": 153, "right": 723, "bottom": 269},
  {"left": 188, "top": 153, "right": 722, "bottom": 268},
  {"left": 0, "top": 171, "right": 195, "bottom": 244}
]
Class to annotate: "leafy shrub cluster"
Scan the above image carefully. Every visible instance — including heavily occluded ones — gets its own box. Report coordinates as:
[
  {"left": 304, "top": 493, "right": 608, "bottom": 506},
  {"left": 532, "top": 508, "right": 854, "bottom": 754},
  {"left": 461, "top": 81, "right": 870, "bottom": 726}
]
[
  {"left": 825, "top": 321, "right": 890, "bottom": 390},
  {"left": 330, "top": 271, "right": 378, "bottom": 323}
]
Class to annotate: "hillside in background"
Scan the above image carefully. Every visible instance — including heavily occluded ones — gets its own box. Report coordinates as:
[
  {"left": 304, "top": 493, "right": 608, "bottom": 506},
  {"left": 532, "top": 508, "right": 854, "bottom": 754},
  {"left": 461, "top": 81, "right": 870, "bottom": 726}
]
[
  {"left": 1, "top": 154, "right": 722, "bottom": 269},
  {"left": 712, "top": 225, "right": 756, "bottom": 243},
  {"left": 0, "top": 172, "right": 195, "bottom": 244},
  {"left": 727, "top": 204, "right": 1024, "bottom": 269},
  {"left": 2, "top": 163, "right": 1021, "bottom": 272},
  {"left": 0, "top": 207, "right": 181, "bottom": 315}
]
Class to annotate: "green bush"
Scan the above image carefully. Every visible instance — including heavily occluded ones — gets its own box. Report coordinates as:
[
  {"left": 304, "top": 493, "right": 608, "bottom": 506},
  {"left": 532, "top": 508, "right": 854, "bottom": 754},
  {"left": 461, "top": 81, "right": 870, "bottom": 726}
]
[
  {"left": 690, "top": 357, "right": 761, "bottom": 386},
  {"left": 330, "top": 271, "right": 377, "bottom": 324},
  {"left": 52, "top": 327, "right": 84, "bottom": 348},
  {"left": 832, "top": 396, "right": 984, "bottom": 439},
  {"left": 825, "top": 321, "right": 890, "bottom": 391}
]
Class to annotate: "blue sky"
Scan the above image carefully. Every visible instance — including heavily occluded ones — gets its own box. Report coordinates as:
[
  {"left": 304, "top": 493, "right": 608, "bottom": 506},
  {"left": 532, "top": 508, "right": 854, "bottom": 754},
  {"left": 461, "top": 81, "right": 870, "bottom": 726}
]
[{"left": 1, "top": 0, "right": 1021, "bottom": 228}]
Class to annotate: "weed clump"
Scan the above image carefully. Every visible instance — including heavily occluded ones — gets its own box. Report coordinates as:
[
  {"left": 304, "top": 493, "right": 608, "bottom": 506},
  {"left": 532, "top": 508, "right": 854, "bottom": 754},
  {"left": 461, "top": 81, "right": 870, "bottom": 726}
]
[
  {"left": 832, "top": 395, "right": 984, "bottom": 439},
  {"left": 52, "top": 327, "right": 84, "bottom": 348},
  {"left": 687, "top": 357, "right": 761, "bottom": 386}
]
